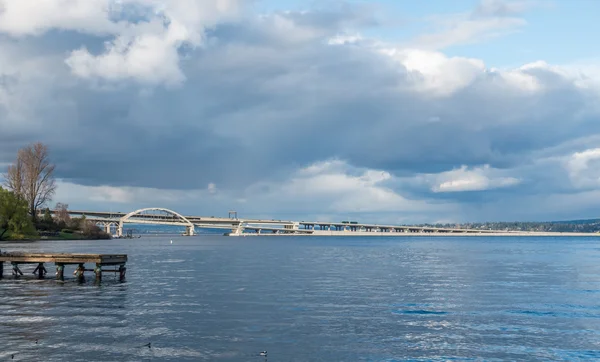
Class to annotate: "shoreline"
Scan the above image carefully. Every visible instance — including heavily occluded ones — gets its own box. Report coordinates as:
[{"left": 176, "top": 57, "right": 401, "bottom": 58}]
[
  {"left": 228, "top": 230, "right": 600, "bottom": 237},
  {"left": 1, "top": 233, "right": 111, "bottom": 243}
]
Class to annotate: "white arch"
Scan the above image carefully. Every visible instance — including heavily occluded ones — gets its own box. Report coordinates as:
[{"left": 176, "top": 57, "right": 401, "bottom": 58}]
[{"left": 120, "top": 207, "right": 194, "bottom": 227}]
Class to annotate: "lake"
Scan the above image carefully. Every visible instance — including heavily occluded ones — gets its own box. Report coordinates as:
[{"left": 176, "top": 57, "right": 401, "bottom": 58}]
[{"left": 1, "top": 235, "right": 600, "bottom": 361}]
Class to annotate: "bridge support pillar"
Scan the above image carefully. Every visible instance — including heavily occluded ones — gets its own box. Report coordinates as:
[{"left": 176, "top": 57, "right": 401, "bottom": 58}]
[
  {"left": 185, "top": 225, "right": 196, "bottom": 236},
  {"left": 104, "top": 224, "right": 111, "bottom": 234},
  {"left": 117, "top": 222, "right": 123, "bottom": 238},
  {"left": 227, "top": 223, "right": 244, "bottom": 236}
]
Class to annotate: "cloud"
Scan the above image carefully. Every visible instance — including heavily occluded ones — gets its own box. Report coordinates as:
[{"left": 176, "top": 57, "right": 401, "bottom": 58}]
[
  {"left": 0, "top": 0, "right": 120, "bottom": 36},
  {"left": 207, "top": 182, "right": 217, "bottom": 194},
  {"left": 473, "top": 0, "right": 533, "bottom": 18},
  {"left": 49, "top": 160, "right": 455, "bottom": 224},
  {"left": 66, "top": 0, "right": 244, "bottom": 85},
  {"left": 410, "top": 0, "right": 536, "bottom": 50},
  {"left": 0, "top": 0, "right": 245, "bottom": 85},
  {"left": 425, "top": 165, "right": 521, "bottom": 193},
  {"left": 565, "top": 148, "right": 600, "bottom": 189},
  {"left": 1, "top": 1, "right": 600, "bottom": 223},
  {"left": 248, "top": 159, "right": 440, "bottom": 214},
  {"left": 380, "top": 47, "right": 486, "bottom": 95},
  {"left": 53, "top": 179, "right": 219, "bottom": 210}
]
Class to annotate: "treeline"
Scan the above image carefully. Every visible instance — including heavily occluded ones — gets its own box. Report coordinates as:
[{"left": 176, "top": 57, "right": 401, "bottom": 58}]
[
  {"left": 417, "top": 221, "right": 600, "bottom": 233},
  {"left": 0, "top": 142, "right": 110, "bottom": 241},
  {"left": 37, "top": 203, "right": 110, "bottom": 240}
]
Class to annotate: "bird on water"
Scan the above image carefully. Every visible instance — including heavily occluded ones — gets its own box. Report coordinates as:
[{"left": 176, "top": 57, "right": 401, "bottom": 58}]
[{"left": 259, "top": 351, "right": 267, "bottom": 356}]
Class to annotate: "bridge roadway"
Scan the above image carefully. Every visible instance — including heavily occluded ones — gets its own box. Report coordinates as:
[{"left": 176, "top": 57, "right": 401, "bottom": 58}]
[{"left": 45, "top": 208, "right": 599, "bottom": 237}]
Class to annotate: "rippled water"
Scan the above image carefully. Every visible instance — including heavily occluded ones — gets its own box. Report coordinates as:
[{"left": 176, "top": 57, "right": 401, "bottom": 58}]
[{"left": 1, "top": 236, "right": 600, "bottom": 361}]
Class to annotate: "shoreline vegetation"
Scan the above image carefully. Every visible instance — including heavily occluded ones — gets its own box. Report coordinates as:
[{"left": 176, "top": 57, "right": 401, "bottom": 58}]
[
  {"left": 1, "top": 142, "right": 110, "bottom": 243},
  {"left": 0, "top": 210, "right": 112, "bottom": 242},
  {"left": 0, "top": 231, "right": 99, "bottom": 243}
]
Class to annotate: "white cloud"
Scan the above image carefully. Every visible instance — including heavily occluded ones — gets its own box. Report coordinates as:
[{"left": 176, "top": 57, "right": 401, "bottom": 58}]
[
  {"left": 0, "top": 0, "right": 120, "bottom": 36},
  {"left": 327, "top": 33, "right": 363, "bottom": 45},
  {"left": 65, "top": 0, "right": 243, "bottom": 85},
  {"left": 408, "top": 0, "right": 532, "bottom": 51},
  {"left": 332, "top": 38, "right": 549, "bottom": 96},
  {"left": 565, "top": 148, "right": 600, "bottom": 189},
  {"left": 207, "top": 183, "right": 217, "bottom": 194},
  {"left": 413, "top": 16, "right": 525, "bottom": 50},
  {"left": 474, "top": 0, "right": 533, "bottom": 17},
  {"left": 247, "top": 160, "right": 451, "bottom": 214},
  {"left": 53, "top": 180, "right": 211, "bottom": 206},
  {"left": 381, "top": 47, "right": 485, "bottom": 95},
  {"left": 425, "top": 165, "right": 521, "bottom": 192},
  {"left": 0, "top": 0, "right": 244, "bottom": 85},
  {"left": 66, "top": 28, "right": 188, "bottom": 86}
]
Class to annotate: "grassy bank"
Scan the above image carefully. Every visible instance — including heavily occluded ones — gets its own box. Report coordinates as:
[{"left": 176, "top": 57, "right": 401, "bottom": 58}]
[
  {"left": 1, "top": 229, "right": 110, "bottom": 242},
  {"left": 41, "top": 232, "right": 86, "bottom": 241}
]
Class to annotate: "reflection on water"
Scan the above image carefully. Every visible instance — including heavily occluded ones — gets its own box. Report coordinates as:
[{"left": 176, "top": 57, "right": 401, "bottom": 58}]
[{"left": 1, "top": 236, "right": 600, "bottom": 361}]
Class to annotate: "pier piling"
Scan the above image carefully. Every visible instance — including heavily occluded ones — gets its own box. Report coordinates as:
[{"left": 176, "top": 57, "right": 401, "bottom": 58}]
[
  {"left": 11, "top": 263, "right": 23, "bottom": 277},
  {"left": 95, "top": 264, "right": 102, "bottom": 282},
  {"left": 56, "top": 264, "right": 64, "bottom": 281},
  {"left": 32, "top": 263, "right": 47, "bottom": 279},
  {"left": 75, "top": 263, "right": 85, "bottom": 282},
  {"left": 118, "top": 265, "right": 126, "bottom": 281}
]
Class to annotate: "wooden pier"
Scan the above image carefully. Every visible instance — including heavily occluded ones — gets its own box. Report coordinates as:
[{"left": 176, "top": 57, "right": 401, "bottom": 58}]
[{"left": 0, "top": 252, "right": 127, "bottom": 282}]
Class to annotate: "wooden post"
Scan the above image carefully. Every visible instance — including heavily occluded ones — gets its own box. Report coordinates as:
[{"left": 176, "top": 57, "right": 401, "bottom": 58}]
[
  {"left": 11, "top": 263, "right": 23, "bottom": 277},
  {"left": 118, "top": 265, "right": 126, "bottom": 281},
  {"left": 39, "top": 263, "right": 46, "bottom": 279},
  {"left": 56, "top": 264, "right": 64, "bottom": 281},
  {"left": 0, "top": 262, "right": 3, "bottom": 278},
  {"left": 75, "top": 263, "right": 85, "bottom": 282},
  {"left": 94, "top": 264, "right": 102, "bottom": 282}
]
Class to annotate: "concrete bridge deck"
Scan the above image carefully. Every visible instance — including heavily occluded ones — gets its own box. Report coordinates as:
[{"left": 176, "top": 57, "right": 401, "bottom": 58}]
[{"left": 48, "top": 209, "right": 600, "bottom": 237}]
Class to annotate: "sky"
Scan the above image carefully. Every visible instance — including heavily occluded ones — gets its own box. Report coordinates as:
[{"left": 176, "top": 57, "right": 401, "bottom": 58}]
[{"left": 1, "top": 0, "right": 600, "bottom": 224}]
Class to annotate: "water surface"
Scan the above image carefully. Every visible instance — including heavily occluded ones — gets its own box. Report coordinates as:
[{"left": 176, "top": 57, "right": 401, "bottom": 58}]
[{"left": 1, "top": 236, "right": 600, "bottom": 361}]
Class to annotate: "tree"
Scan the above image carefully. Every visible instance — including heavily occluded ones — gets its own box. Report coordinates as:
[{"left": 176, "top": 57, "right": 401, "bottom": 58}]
[
  {"left": 4, "top": 142, "right": 56, "bottom": 221},
  {"left": 42, "top": 208, "right": 53, "bottom": 224},
  {"left": 54, "top": 202, "right": 71, "bottom": 225},
  {"left": 0, "top": 187, "right": 35, "bottom": 240},
  {"left": 82, "top": 219, "right": 110, "bottom": 239},
  {"left": 5, "top": 151, "right": 24, "bottom": 196},
  {"left": 37, "top": 207, "right": 56, "bottom": 231},
  {"left": 69, "top": 215, "right": 85, "bottom": 231}
]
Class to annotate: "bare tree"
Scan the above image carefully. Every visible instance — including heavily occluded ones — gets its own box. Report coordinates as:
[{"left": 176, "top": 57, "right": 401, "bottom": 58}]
[
  {"left": 5, "top": 150, "right": 25, "bottom": 196},
  {"left": 54, "top": 202, "right": 71, "bottom": 225},
  {"left": 4, "top": 142, "right": 56, "bottom": 220}
]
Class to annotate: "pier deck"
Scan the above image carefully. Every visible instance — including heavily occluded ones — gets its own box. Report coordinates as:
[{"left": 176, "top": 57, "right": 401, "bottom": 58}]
[{"left": 0, "top": 252, "right": 127, "bottom": 281}]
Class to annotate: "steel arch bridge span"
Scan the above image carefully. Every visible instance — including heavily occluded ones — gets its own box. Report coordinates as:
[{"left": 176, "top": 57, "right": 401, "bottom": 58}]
[{"left": 116, "top": 207, "right": 196, "bottom": 237}]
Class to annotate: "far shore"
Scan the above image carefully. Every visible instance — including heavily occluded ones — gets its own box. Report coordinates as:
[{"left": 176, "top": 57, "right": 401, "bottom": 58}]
[{"left": 230, "top": 230, "right": 600, "bottom": 237}]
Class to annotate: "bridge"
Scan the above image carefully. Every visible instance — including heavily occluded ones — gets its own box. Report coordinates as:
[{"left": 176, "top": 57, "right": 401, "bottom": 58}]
[{"left": 45, "top": 207, "right": 536, "bottom": 237}]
